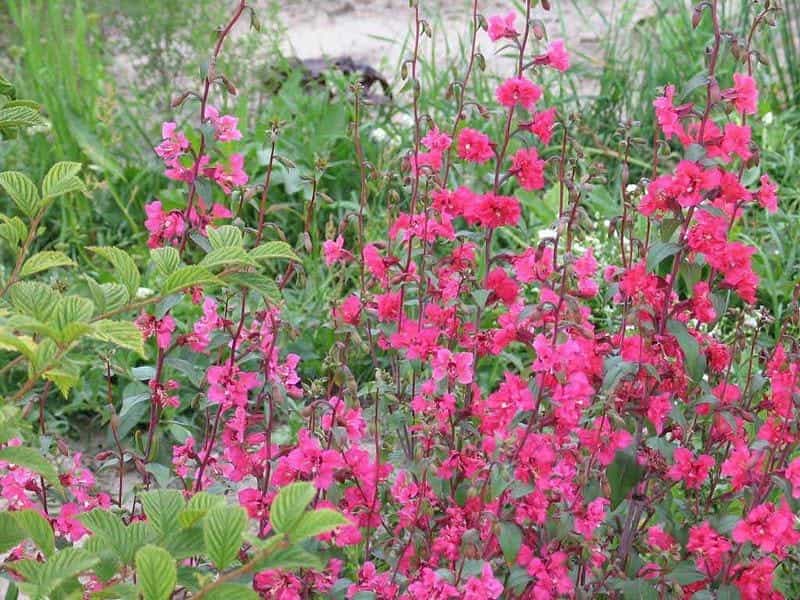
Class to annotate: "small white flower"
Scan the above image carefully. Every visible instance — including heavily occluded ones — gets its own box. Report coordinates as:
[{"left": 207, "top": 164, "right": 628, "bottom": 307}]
[
  {"left": 393, "top": 112, "right": 415, "bottom": 128},
  {"left": 136, "top": 287, "right": 155, "bottom": 299},
  {"left": 537, "top": 228, "right": 557, "bottom": 240},
  {"left": 625, "top": 184, "right": 638, "bottom": 194},
  {"left": 763, "top": 111, "right": 774, "bottom": 125},
  {"left": 743, "top": 314, "right": 758, "bottom": 329},
  {"left": 370, "top": 127, "right": 389, "bottom": 144}
]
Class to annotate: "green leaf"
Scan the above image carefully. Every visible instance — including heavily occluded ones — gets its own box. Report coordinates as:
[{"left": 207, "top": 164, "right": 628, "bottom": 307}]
[
  {"left": 613, "top": 578, "right": 659, "bottom": 600},
  {"left": 43, "top": 360, "right": 81, "bottom": 398},
  {"left": 78, "top": 508, "right": 125, "bottom": 543},
  {"left": 602, "top": 356, "right": 639, "bottom": 392},
  {"left": 139, "top": 490, "right": 185, "bottom": 539},
  {"left": 498, "top": 521, "right": 522, "bottom": 565},
  {"left": 249, "top": 240, "right": 300, "bottom": 263},
  {"left": 667, "top": 562, "right": 706, "bottom": 585},
  {"left": 41, "top": 161, "right": 84, "bottom": 200},
  {"left": 646, "top": 241, "right": 681, "bottom": 272},
  {"left": 91, "top": 583, "right": 139, "bottom": 600},
  {"left": 0, "top": 446, "right": 64, "bottom": 495},
  {"left": 0, "top": 171, "right": 41, "bottom": 217},
  {"left": 255, "top": 545, "right": 322, "bottom": 572},
  {"left": 715, "top": 585, "right": 741, "bottom": 600},
  {"left": 90, "top": 320, "right": 146, "bottom": 357},
  {"left": 207, "top": 225, "right": 243, "bottom": 249},
  {"left": 19, "top": 251, "right": 75, "bottom": 278},
  {"left": 199, "top": 246, "right": 257, "bottom": 270},
  {"left": 269, "top": 481, "right": 316, "bottom": 534},
  {"left": 667, "top": 319, "right": 706, "bottom": 381},
  {"left": 118, "top": 522, "right": 156, "bottom": 565},
  {"left": 34, "top": 547, "right": 99, "bottom": 598},
  {"left": 135, "top": 545, "right": 176, "bottom": 600},
  {"left": 0, "top": 214, "right": 27, "bottom": 247},
  {"left": 607, "top": 450, "right": 643, "bottom": 509},
  {"left": 178, "top": 492, "right": 225, "bottom": 528},
  {"left": 0, "top": 105, "right": 46, "bottom": 130},
  {"left": 290, "top": 508, "right": 348, "bottom": 542},
  {"left": 150, "top": 247, "right": 180, "bottom": 277},
  {"left": 161, "top": 526, "right": 205, "bottom": 561},
  {"left": 0, "top": 512, "right": 25, "bottom": 553},
  {"left": 161, "top": 265, "right": 222, "bottom": 296},
  {"left": 54, "top": 295, "right": 94, "bottom": 328},
  {"left": 88, "top": 246, "right": 140, "bottom": 298},
  {"left": 6, "top": 281, "right": 60, "bottom": 321},
  {"left": 203, "top": 506, "right": 247, "bottom": 570},
  {"left": 223, "top": 272, "right": 282, "bottom": 303},
  {"left": 12, "top": 509, "right": 55, "bottom": 557},
  {"left": 202, "top": 583, "right": 259, "bottom": 600}
]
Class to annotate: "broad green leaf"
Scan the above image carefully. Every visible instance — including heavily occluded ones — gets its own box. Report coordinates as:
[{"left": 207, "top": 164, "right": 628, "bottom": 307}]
[
  {"left": 161, "top": 265, "right": 222, "bottom": 296},
  {"left": 135, "top": 545, "right": 176, "bottom": 600},
  {"left": 224, "top": 272, "right": 281, "bottom": 304},
  {"left": 0, "top": 214, "right": 27, "bottom": 247},
  {"left": 0, "top": 446, "right": 64, "bottom": 495},
  {"left": 88, "top": 246, "right": 140, "bottom": 298},
  {"left": 0, "top": 105, "right": 46, "bottom": 130},
  {"left": 498, "top": 521, "right": 522, "bottom": 565},
  {"left": 12, "top": 509, "right": 55, "bottom": 557},
  {"left": 667, "top": 562, "right": 706, "bottom": 585},
  {"left": 607, "top": 450, "right": 643, "bottom": 509},
  {"left": 19, "top": 251, "right": 75, "bottom": 278},
  {"left": 54, "top": 295, "right": 94, "bottom": 328},
  {"left": 78, "top": 509, "right": 125, "bottom": 543},
  {"left": 249, "top": 240, "right": 300, "bottom": 263},
  {"left": 0, "top": 512, "right": 25, "bottom": 553},
  {"left": 199, "top": 246, "right": 256, "bottom": 270},
  {"left": 667, "top": 319, "right": 706, "bottom": 381},
  {"left": 202, "top": 583, "right": 259, "bottom": 600},
  {"left": 33, "top": 547, "right": 99, "bottom": 598},
  {"left": 207, "top": 225, "right": 243, "bottom": 249},
  {"left": 290, "top": 509, "right": 347, "bottom": 542},
  {"left": 612, "top": 578, "right": 659, "bottom": 600},
  {"left": 0, "top": 328, "right": 37, "bottom": 360},
  {"left": 270, "top": 481, "right": 316, "bottom": 534},
  {"left": 715, "top": 585, "right": 741, "bottom": 600},
  {"left": 43, "top": 360, "right": 81, "bottom": 398},
  {"left": 41, "top": 162, "right": 84, "bottom": 200},
  {"left": 150, "top": 247, "right": 180, "bottom": 277},
  {"left": 91, "top": 583, "right": 139, "bottom": 600},
  {"left": 6, "top": 281, "right": 60, "bottom": 321},
  {"left": 203, "top": 506, "right": 247, "bottom": 570},
  {"left": 139, "top": 490, "right": 185, "bottom": 539},
  {"left": 178, "top": 492, "right": 225, "bottom": 528},
  {"left": 90, "top": 320, "right": 146, "bottom": 357},
  {"left": 255, "top": 545, "right": 322, "bottom": 572},
  {"left": 646, "top": 241, "right": 681, "bottom": 272},
  {"left": 161, "top": 525, "right": 205, "bottom": 560},
  {"left": 602, "top": 356, "right": 639, "bottom": 392},
  {"left": 0, "top": 171, "right": 40, "bottom": 217}
]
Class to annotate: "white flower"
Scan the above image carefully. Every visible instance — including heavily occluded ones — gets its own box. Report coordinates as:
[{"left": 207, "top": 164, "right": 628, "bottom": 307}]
[
  {"left": 369, "top": 127, "right": 389, "bottom": 144},
  {"left": 136, "top": 287, "right": 155, "bottom": 299},
  {"left": 537, "top": 228, "right": 557, "bottom": 240}
]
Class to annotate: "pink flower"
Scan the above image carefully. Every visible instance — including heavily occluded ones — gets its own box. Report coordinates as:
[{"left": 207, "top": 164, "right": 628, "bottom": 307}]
[
  {"left": 165, "top": 154, "right": 209, "bottom": 183},
  {"left": 647, "top": 525, "right": 676, "bottom": 551},
  {"left": 134, "top": 313, "right": 176, "bottom": 350},
  {"left": 732, "top": 501, "right": 800, "bottom": 554},
  {"left": 667, "top": 447, "right": 714, "bottom": 489},
  {"left": 375, "top": 291, "right": 402, "bottom": 322},
  {"left": 432, "top": 349, "right": 474, "bottom": 384},
  {"left": 207, "top": 153, "right": 248, "bottom": 194},
  {"left": 205, "top": 105, "right": 243, "bottom": 142},
  {"left": 785, "top": 456, "right": 800, "bottom": 498},
  {"left": 457, "top": 128, "right": 494, "bottom": 164},
  {"left": 487, "top": 11, "right": 518, "bottom": 41},
  {"left": 524, "top": 107, "right": 557, "bottom": 144},
  {"left": 573, "top": 497, "right": 609, "bottom": 539},
  {"left": 144, "top": 201, "right": 186, "bottom": 248},
  {"left": 486, "top": 267, "right": 519, "bottom": 305},
  {"left": 421, "top": 126, "right": 452, "bottom": 152},
  {"left": 653, "top": 84, "right": 691, "bottom": 143},
  {"left": 757, "top": 174, "right": 778, "bottom": 213},
  {"left": 509, "top": 147, "right": 545, "bottom": 190},
  {"left": 691, "top": 281, "right": 717, "bottom": 323},
  {"left": 543, "top": 39, "right": 570, "bottom": 72},
  {"left": 187, "top": 297, "right": 225, "bottom": 352},
  {"left": 495, "top": 77, "right": 542, "bottom": 110},
  {"left": 154, "top": 122, "right": 189, "bottom": 162},
  {"left": 323, "top": 235, "right": 352, "bottom": 266},
  {"left": 687, "top": 521, "right": 731, "bottom": 576},
  {"left": 463, "top": 563, "right": 503, "bottom": 600},
  {"left": 721, "top": 123, "right": 752, "bottom": 161},
  {"left": 723, "top": 73, "right": 758, "bottom": 115},
  {"left": 467, "top": 193, "right": 521, "bottom": 228},
  {"left": 206, "top": 363, "right": 260, "bottom": 409},
  {"left": 283, "top": 429, "right": 345, "bottom": 489},
  {"left": 333, "top": 294, "right": 362, "bottom": 325}
]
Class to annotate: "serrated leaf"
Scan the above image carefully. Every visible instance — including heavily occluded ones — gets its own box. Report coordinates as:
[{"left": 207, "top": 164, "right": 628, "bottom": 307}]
[
  {"left": 0, "top": 446, "right": 64, "bottom": 495},
  {"left": 0, "top": 328, "right": 37, "bottom": 359},
  {"left": 249, "top": 241, "right": 300, "bottom": 263},
  {"left": 0, "top": 214, "right": 27, "bottom": 247},
  {"left": 0, "top": 105, "right": 46, "bottom": 130},
  {"left": 255, "top": 545, "right": 322, "bottom": 572},
  {"left": 161, "top": 526, "right": 205, "bottom": 560},
  {"left": 202, "top": 583, "right": 259, "bottom": 600},
  {"left": 135, "top": 545, "right": 176, "bottom": 600},
  {"left": 43, "top": 361, "right": 81, "bottom": 398},
  {"left": 90, "top": 320, "right": 146, "bottom": 357},
  {"left": 91, "top": 582, "right": 139, "bottom": 600},
  {"left": 602, "top": 356, "right": 639, "bottom": 392},
  {"left": 207, "top": 225, "right": 243, "bottom": 249},
  {"left": 178, "top": 492, "right": 225, "bottom": 528},
  {"left": 199, "top": 246, "right": 256, "bottom": 270},
  {"left": 290, "top": 509, "right": 347, "bottom": 542},
  {"left": 607, "top": 450, "right": 643, "bottom": 509},
  {"left": 646, "top": 242, "right": 681, "bottom": 272},
  {"left": 150, "top": 247, "right": 180, "bottom": 277},
  {"left": 41, "top": 161, "right": 84, "bottom": 200},
  {"left": 0, "top": 512, "right": 25, "bottom": 553},
  {"left": 0, "top": 171, "right": 41, "bottom": 217},
  {"left": 270, "top": 481, "right": 315, "bottom": 534},
  {"left": 12, "top": 509, "right": 55, "bottom": 557},
  {"left": 34, "top": 547, "right": 99, "bottom": 598},
  {"left": 161, "top": 265, "right": 222, "bottom": 296},
  {"left": 88, "top": 246, "right": 140, "bottom": 298},
  {"left": 140, "top": 490, "right": 185, "bottom": 539},
  {"left": 498, "top": 521, "right": 522, "bottom": 565},
  {"left": 54, "top": 295, "right": 94, "bottom": 328},
  {"left": 203, "top": 506, "right": 247, "bottom": 570},
  {"left": 224, "top": 272, "right": 282, "bottom": 303},
  {"left": 78, "top": 509, "right": 126, "bottom": 543},
  {"left": 667, "top": 562, "right": 706, "bottom": 585},
  {"left": 666, "top": 319, "right": 706, "bottom": 381},
  {"left": 19, "top": 251, "right": 75, "bottom": 278},
  {"left": 6, "top": 281, "right": 60, "bottom": 321}
]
